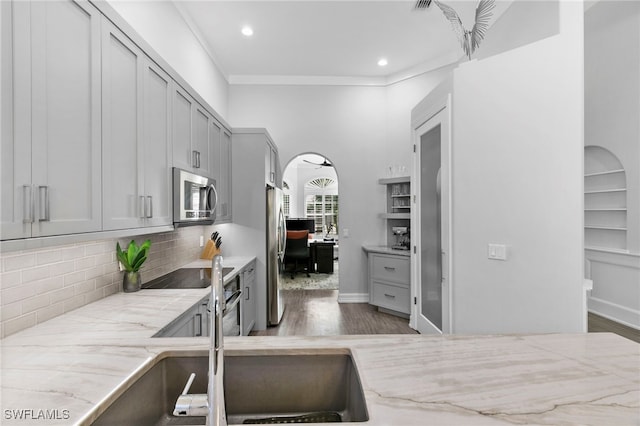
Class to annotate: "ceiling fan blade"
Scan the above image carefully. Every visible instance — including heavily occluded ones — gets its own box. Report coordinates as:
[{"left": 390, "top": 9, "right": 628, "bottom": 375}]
[{"left": 303, "top": 158, "right": 333, "bottom": 167}]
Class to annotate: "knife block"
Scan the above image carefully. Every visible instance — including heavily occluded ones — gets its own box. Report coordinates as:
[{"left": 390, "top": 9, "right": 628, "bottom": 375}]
[{"left": 200, "top": 240, "right": 221, "bottom": 260}]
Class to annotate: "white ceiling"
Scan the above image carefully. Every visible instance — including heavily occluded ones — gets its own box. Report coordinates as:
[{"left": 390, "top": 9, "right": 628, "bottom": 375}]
[{"left": 174, "top": 0, "right": 513, "bottom": 82}]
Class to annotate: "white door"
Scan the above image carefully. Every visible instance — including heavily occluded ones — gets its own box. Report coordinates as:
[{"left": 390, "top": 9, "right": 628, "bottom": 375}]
[{"left": 412, "top": 99, "right": 452, "bottom": 334}]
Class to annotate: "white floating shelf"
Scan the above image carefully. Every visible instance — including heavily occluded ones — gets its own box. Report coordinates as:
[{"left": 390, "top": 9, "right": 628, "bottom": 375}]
[
  {"left": 584, "top": 169, "right": 625, "bottom": 177},
  {"left": 584, "top": 226, "right": 627, "bottom": 231},
  {"left": 584, "top": 188, "right": 627, "bottom": 194}
]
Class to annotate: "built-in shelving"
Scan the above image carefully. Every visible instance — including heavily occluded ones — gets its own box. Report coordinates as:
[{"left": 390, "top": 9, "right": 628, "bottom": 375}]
[
  {"left": 584, "top": 146, "right": 627, "bottom": 250},
  {"left": 378, "top": 176, "right": 411, "bottom": 247}
]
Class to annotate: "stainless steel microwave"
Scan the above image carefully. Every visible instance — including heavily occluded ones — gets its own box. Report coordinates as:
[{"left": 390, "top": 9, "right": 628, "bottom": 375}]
[{"left": 173, "top": 168, "right": 217, "bottom": 226}]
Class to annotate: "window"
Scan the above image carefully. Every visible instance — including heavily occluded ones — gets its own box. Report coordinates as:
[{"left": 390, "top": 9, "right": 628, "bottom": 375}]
[
  {"left": 305, "top": 195, "right": 338, "bottom": 235},
  {"left": 304, "top": 178, "right": 338, "bottom": 235}
]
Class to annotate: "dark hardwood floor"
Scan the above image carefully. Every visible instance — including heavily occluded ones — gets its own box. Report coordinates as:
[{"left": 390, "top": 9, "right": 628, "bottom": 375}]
[
  {"left": 250, "top": 290, "right": 639, "bottom": 343},
  {"left": 588, "top": 312, "right": 640, "bottom": 344},
  {"left": 250, "top": 290, "right": 417, "bottom": 336}
]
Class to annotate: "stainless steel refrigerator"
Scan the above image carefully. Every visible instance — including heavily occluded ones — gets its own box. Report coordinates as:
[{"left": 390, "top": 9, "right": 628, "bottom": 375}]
[{"left": 266, "top": 185, "right": 287, "bottom": 325}]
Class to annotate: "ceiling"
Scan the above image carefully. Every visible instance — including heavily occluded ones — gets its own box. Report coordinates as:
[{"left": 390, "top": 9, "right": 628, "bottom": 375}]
[{"left": 174, "top": 0, "right": 513, "bottom": 83}]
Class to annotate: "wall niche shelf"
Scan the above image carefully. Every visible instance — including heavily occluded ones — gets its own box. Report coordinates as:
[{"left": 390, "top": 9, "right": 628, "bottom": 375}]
[{"left": 584, "top": 146, "right": 628, "bottom": 250}]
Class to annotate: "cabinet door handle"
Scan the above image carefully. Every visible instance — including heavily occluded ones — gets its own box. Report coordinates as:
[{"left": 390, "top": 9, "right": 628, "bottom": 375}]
[
  {"left": 38, "top": 185, "right": 50, "bottom": 222},
  {"left": 192, "top": 150, "right": 198, "bottom": 168},
  {"left": 197, "top": 151, "right": 201, "bottom": 168},
  {"left": 195, "top": 313, "right": 202, "bottom": 336},
  {"left": 245, "top": 286, "right": 250, "bottom": 301},
  {"left": 384, "top": 293, "right": 396, "bottom": 298},
  {"left": 384, "top": 266, "right": 396, "bottom": 271},
  {"left": 23, "top": 185, "right": 33, "bottom": 223},
  {"left": 139, "top": 196, "right": 146, "bottom": 218},
  {"left": 147, "top": 196, "right": 153, "bottom": 218}
]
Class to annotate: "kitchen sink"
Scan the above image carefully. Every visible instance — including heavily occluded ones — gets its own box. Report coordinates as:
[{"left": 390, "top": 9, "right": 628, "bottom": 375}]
[{"left": 89, "top": 349, "right": 369, "bottom": 425}]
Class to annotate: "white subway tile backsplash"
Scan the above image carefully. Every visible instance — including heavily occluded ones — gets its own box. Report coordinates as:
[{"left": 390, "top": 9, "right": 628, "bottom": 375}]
[
  {"left": 74, "top": 280, "right": 96, "bottom": 295},
  {"left": 36, "top": 250, "right": 63, "bottom": 266},
  {"left": 37, "top": 302, "right": 65, "bottom": 324},
  {"left": 0, "top": 227, "right": 206, "bottom": 338},
  {"left": 2, "top": 284, "right": 37, "bottom": 305},
  {"left": 50, "top": 286, "right": 75, "bottom": 304},
  {"left": 22, "top": 293, "right": 50, "bottom": 314},
  {"left": 76, "top": 256, "right": 96, "bottom": 270},
  {"left": 0, "top": 271, "right": 22, "bottom": 288},
  {"left": 64, "top": 271, "right": 86, "bottom": 286},
  {"left": 4, "top": 313, "right": 37, "bottom": 336},
  {"left": 1, "top": 302, "right": 21, "bottom": 321},
  {"left": 61, "top": 246, "right": 85, "bottom": 260},
  {"left": 85, "top": 266, "right": 104, "bottom": 280},
  {"left": 35, "top": 276, "right": 64, "bottom": 295},
  {"left": 22, "top": 265, "right": 51, "bottom": 284},
  {"left": 50, "top": 260, "right": 76, "bottom": 277},
  {"left": 63, "top": 294, "right": 86, "bottom": 312},
  {"left": 3, "top": 254, "right": 36, "bottom": 272}
]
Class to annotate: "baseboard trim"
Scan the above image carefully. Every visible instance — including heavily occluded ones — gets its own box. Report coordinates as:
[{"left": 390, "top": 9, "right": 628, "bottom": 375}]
[
  {"left": 588, "top": 297, "right": 640, "bottom": 330},
  {"left": 337, "top": 293, "right": 369, "bottom": 303}
]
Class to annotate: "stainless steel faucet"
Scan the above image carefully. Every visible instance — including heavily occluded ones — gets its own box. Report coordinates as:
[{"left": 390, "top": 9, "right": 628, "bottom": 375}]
[{"left": 173, "top": 254, "right": 227, "bottom": 426}]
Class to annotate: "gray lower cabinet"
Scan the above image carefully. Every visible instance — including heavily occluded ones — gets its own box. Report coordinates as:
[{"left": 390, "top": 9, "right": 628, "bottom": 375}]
[
  {"left": 241, "top": 261, "right": 257, "bottom": 335},
  {"left": 156, "top": 296, "right": 209, "bottom": 338},
  {"left": 368, "top": 253, "right": 411, "bottom": 315},
  {"left": 102, "top": 20, "right": 172, "bottom": 230},
  {"left": 1, "top": 0, "right": 102, "bottom": 239}
]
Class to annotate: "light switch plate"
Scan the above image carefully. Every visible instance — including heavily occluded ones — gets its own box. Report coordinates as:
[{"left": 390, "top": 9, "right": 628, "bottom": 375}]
[
  {"left": 488, "top": 243, "right": 507, "bottom": 260},
  {"left": 199, "top": 235, "right": 204, "bottom": 247}
]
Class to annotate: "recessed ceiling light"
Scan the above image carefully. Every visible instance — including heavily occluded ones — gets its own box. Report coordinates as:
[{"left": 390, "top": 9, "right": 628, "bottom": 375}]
[
  {"left": 377, "top": 58, "right": 388, "bottom": 67},
  {"left": 241, "top": 26, "right": 254, "bottom": 37}
]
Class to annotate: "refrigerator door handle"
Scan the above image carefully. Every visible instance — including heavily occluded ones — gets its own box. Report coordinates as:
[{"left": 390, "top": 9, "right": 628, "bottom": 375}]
[{"left": 278, "top": 207, "right": 287, "bottom": 259}]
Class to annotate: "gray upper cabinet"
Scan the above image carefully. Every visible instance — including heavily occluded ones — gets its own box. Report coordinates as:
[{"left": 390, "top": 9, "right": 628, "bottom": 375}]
[
  {"left": 172, "top": 84, "right": 194, "bottom": 173},
  {"left": 1, "top": 0, "right": 230, "bottom": 243},
  {"left": 172, "top": 85, "right": 215, "bottom": 178},
  {"left": 102, "top": 20, "right": 172, "bottom": 231},
  {"left": 1, "top": 0, "right": 102, "bottom": 239},
  {"left": 193, "top": 103, "right": 213, "bottom": 177},
  {"left": 101, "top": 20, "right": 143, "bottom": 230},
  {"left": 208, "top": 120, "right": 232, "bottom": 223},
  {"left": 142, "top": 58, "right": 173, "bottom": 227},
  {"left": 265, "top": 140, "right": 282, "bottom": 188},
  {"left": 217, "top": 130, "right": 233, "bottom": 222}
]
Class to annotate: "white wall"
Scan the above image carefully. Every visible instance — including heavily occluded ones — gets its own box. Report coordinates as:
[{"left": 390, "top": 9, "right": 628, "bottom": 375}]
[
  {"left": 584, "top": 0, "right": 640, "bottom": 329},
  {"left": 106, "top": 0, "right": 229, "bottom": 117},
  {"left": 447, "top": 1, "right": 585, "bottom": 333},
  {"left": 229, "top": 71, "right": 452, "bottom": 298}
]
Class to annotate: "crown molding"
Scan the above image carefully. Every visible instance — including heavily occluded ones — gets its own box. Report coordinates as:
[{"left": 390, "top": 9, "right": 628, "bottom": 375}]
[
  {"left": 171, "top": 0, "right": 229, "bottom": 81},
  {"left": 228, "top": 51, "right": 461, "bottom": 87}
]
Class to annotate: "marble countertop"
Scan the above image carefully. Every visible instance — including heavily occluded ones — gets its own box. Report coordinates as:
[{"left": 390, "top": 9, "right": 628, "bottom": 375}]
[
  {"left": 1, "top": 253, "right": 639, "bottom": 425},
  {"left": 362, "top": 245, "right": 411, "bottom": 257}
]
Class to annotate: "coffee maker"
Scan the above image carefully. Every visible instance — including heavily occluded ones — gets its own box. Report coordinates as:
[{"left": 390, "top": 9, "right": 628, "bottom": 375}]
[{"left": 391, "top": 227, "right": 410, "bottom": 250}]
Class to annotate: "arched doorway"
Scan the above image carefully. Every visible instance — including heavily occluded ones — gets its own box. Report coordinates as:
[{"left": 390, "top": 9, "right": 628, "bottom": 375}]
[{"left": 281, "top": 153, "right": 339, "bottom": 291}]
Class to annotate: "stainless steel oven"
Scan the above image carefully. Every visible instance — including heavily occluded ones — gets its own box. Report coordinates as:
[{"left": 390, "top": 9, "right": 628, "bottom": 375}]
[
  {"left": 173, "top": 168, "right": 217, "bottom": 226},
  {"left": 221, "top": 274, "right": 242, "bottom": 336}
]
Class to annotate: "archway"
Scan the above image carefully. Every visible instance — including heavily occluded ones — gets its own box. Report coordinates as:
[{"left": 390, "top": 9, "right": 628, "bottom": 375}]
[{"left": 281, "top": 153, "right": 339, "bottom": 291}]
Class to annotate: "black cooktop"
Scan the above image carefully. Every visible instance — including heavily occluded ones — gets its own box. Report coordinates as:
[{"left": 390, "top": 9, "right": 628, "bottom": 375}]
[{"left": 141, "top": 267, "right": 234, "bottom": 289}]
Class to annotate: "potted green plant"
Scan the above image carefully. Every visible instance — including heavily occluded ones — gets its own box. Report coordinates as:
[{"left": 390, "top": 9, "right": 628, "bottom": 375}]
[{"left": 116, "top": 239, "right": 151, "bottom": 292}]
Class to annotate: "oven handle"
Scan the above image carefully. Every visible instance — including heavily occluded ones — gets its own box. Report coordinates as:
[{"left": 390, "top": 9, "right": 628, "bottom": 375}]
[{"left": 223, "top": 290, "right": 242, "bottom": 316}]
